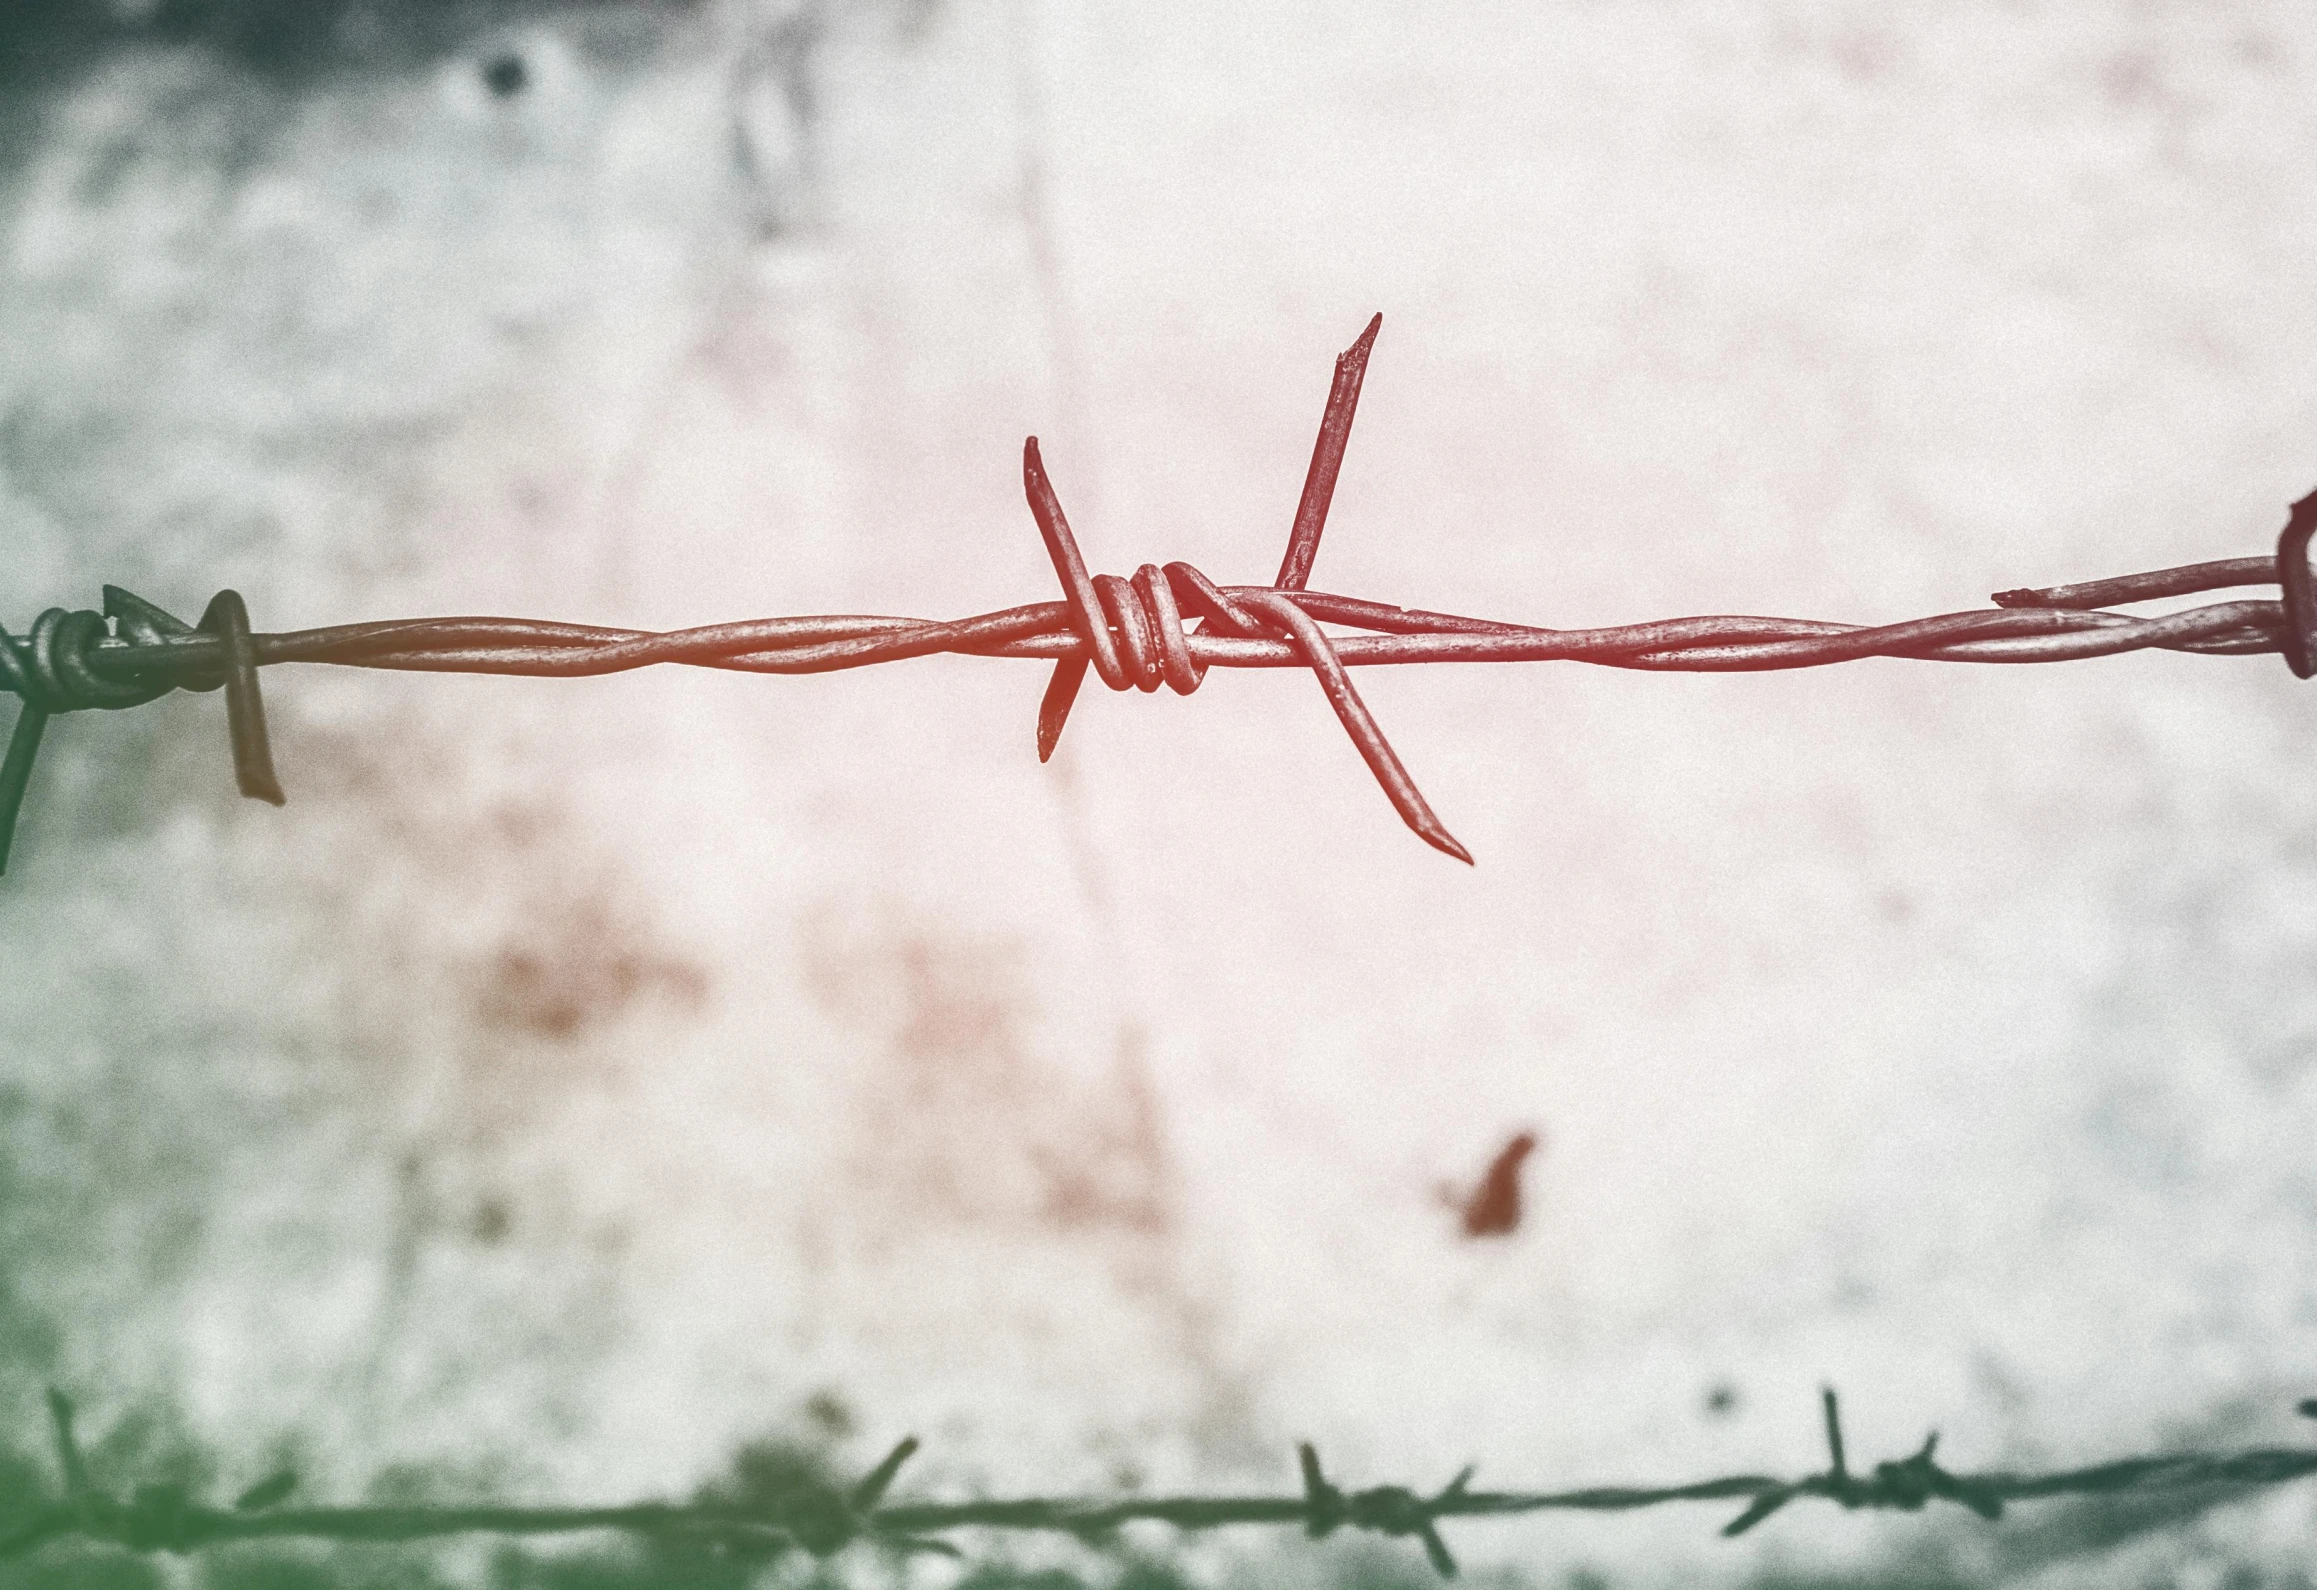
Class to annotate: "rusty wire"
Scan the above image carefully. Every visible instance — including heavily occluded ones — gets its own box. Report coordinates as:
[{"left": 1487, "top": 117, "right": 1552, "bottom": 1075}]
[
  {"left": 9, "top": 1387, "right": 2317, "bottom": 1578},
  {"left": 4, "top": 315, "right": 2315, "bottom": 871}
]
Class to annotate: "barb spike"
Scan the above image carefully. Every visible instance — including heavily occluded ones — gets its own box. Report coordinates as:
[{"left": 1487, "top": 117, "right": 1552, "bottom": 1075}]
[
  {"left": 1277, "top": 313, "right": 1382, "bottom": 593},
  {"left": 1241, "top": 591, "right": 1471, "bottom": 862},
  {"left": 850, "top": 1436, "right": 919, "bottom": 1513},
  {"left": 233, "top": 1471, "right": 297, "bottom": 1512},
  {"left": 103, "top": 587, "right": 204, "bottom": 670},
  {"left": 1722, "top": 1489, "right": 1792, "bottom": 1536},
  {"left": 1023, "top": 438, "right": 1122, "bottom": 691},
  {"left": 1415, "top": 1518, "right": 1458, "bottom": 1579},
  {"left": 198, "top": 591, "right": 284, "bottom": 805},
  {"left": 1821, "top": 1387, "right": 1855, "bottom": 1503},
  {"left": 1299, "top": 1444, "right": 1344, "bottom": 1538},
  {"left": 1036, "top": 656, "right": 1087, "bottom": 761},
  {"left": 0, "top": 704, "right": 47, "bottom": 876},
  {"left": 44, "top": 1390, "right": 88, "bottom": 1502}
]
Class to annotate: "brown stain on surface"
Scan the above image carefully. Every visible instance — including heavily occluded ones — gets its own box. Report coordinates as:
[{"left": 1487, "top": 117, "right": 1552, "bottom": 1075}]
[
  {"left": 471, "top": 896, "right": 709, "bottom": 1043},
  {"left": 1448, "top": 1130, "right": 1540, "bottom": 1240},
  {"left": 804, "top": 910, "right": 1170, "bottom": 1240},
  {"left": 290, "top": 773, "right": 712, "bottom": 1052}
]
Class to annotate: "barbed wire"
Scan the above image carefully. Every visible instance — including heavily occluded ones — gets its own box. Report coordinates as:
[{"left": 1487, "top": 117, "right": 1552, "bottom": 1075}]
[
  {"left": 9, "top": 1387, "right": 2317, "bottom": 1577},
  {"left": 5, "top": 315, "right": 2314, "bottom": 871}
]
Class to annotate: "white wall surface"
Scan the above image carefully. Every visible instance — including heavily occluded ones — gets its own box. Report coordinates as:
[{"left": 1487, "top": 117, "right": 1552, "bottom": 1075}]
[{"left": 3, "top": 2, "right": 2317, "bottom": 1584}]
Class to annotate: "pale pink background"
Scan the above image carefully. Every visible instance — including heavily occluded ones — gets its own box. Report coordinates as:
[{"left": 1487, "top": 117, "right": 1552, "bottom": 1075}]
[{"left": 3, "top": 2, "right": 2317, "bottom": 1583}]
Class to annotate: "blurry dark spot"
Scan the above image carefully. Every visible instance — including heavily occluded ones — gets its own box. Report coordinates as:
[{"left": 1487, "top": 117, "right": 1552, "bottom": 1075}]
[
  {"left": 482, "top": 50, "right": 526, "bottom": 97},
  {"left": 1828, "top": 26, "right": 1897, "bottom": 82},
  {"left": 1973, "top": 1350, "right": 2030, "bottom": 1412},
  {"left": 803, "top": 1390, "right": 853, "bottom": 1438},
  {"left": 806, "top": 919, "right": 1171, "bottom": 1238},
  {"left": 232, "top": 1468, "right": 298, "bottom": 1511},
  {"left": 470, "top": 1197, "right": 511, "bottom": 1244},
  {"left": 2102, "top": 49, "right": 2162, "bottom": 110},
  {"left": 492, "top": 803, "right": 550, "bottom": 848},
  {"left": 896, "top": 0, "right": 942, "bottom": 46},
  {"left": 139, "top": 1203, "right": 207, "bottom": 1282},
  {"left": 471, "top": 902, "right": 709, "bottom": 1043},
  {"left": 706, "top": 1439, "right": 839, "bottom": 1511},
  {"left": 1878, "top": 890, "right": 1913, "bottom": 923},
  {"left": 72, "top": 136, "right": 142, "bottom": 205},
  {"left": 2236, "top": 31, "right": 2280, "bottom": 68},
  {"left": 1705, "top": 1382, "right": 1741, "bottom": 1418},
  {"left": 366, "top": 1459, "right": 503, "bottom": 1507},
  {"left": 486, "top": 954, "right": 575, "bottom": 1039},
  {"left": 2086, "top": 1075, "right": 2193, "bottom": 1188}
]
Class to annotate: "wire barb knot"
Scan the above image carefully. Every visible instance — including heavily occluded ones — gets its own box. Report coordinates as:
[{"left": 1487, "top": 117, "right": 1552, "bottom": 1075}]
[
  {"left": 1860, "top": 1435, "right": 2005, "bottom": 1520},
  {"left": 773, "top": 1437, "right": 954, "bottom": 1560},
  {"left": 3, "top": 1392, "right": 211, "bottom": 1558},
  {"left": 1723, "top": 1390, "right": 2005, "bottom": 1536},
  {"left": 119, "top": 1487, "right": 199, "bottom": 1555},
  {"left": 1298, "top": 1443, "right": 1470, "bottom": 1577},
  {"left": 0, "top": 587, "right": 282, "bottom": 874},
  {"left": 1020, "top": 313, "right": 1471, "bottom": 863}
]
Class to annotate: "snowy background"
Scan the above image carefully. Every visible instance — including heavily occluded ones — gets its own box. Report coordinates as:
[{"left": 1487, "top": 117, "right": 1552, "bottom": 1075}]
[{"left": 3, "top": 1, "right": 2317, "bottom": 1585}]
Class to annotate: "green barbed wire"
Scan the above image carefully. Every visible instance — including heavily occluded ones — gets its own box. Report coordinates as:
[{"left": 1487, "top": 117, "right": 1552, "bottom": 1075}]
[{"left": 9, "top": 1388, "right": 2317, "bottom": 1579}]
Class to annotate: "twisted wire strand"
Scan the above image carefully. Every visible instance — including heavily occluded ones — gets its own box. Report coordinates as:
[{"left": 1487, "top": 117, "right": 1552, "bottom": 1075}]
[
  {"left": 9, "top": 1388, "right": 2317, "bottom": 1578},
  {"left": 4, "top": 316, "right": 2314, "bottom": 871}
]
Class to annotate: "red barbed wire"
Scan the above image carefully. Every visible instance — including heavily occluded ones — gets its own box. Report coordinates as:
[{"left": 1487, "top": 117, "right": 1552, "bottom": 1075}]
[
  {"left": 9, "top": 1387, "right": 2317, "bottom": 1578},
  {"left": 4, "top": 315, "right": 2314, "bottom": 872}
]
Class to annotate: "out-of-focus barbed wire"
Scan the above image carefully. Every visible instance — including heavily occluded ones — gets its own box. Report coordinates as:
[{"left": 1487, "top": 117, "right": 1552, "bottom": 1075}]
[
  {"left": 11, "top": 1387, "right": 2317, "bottom": 1578},
  {"left": 5, "top": 315, "right": 2314, "bottom": 871}
]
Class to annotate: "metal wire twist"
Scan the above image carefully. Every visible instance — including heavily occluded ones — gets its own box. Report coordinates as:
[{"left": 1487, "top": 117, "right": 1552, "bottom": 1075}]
[
  {"left": 9, "top": 1387, "right": 2317, "bottom": 1578},
  {"left": 4, "top": 316, "right": 2314, "bottom": 872}
]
